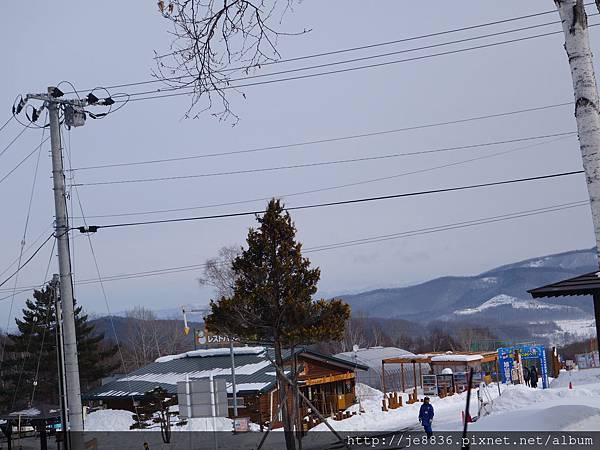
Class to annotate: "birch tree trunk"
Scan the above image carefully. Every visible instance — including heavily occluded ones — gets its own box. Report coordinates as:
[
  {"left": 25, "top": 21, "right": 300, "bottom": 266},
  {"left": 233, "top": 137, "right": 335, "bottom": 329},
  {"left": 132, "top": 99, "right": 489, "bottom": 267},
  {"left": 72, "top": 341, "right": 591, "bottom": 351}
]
[{"left": 556, "top": 0, "right": 600, "bottom": 265}]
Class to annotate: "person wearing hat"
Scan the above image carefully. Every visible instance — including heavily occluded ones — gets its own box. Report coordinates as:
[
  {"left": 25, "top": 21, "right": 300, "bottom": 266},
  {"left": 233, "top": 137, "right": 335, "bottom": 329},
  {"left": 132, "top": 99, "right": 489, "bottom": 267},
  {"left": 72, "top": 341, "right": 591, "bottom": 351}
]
[{"left": 418, "top": 397, "right": 435, "bottom": 438}]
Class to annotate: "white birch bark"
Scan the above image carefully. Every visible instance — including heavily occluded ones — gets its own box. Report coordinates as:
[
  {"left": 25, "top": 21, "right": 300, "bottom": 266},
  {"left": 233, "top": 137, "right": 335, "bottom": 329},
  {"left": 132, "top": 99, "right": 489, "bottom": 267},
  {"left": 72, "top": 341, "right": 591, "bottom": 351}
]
[{"left": 556, "top": 0, "right": 600, "bottom": 264}]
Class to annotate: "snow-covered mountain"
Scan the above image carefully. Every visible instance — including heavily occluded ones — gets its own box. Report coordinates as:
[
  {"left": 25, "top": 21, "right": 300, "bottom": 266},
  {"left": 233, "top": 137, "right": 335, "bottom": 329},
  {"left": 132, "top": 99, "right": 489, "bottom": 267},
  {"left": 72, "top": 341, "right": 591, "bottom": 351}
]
[
  {"left": 452, "top": 294, "right": 578, "bottom": 316},
  {"left": 341, "top": 248, "right": 597, "bottom": 321}
]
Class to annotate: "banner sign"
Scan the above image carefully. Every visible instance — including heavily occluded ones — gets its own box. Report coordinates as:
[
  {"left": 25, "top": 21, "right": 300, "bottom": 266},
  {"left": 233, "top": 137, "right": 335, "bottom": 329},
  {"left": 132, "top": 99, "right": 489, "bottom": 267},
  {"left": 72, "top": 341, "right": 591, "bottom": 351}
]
[{"left": 497, "top": 345, "right": 548, "bottom": 389}]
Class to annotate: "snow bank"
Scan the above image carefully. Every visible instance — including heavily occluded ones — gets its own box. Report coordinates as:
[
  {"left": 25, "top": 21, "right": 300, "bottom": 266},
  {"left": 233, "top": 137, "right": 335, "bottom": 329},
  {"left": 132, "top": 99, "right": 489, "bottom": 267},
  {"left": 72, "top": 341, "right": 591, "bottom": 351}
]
[
  {"left": 550, "top": 368, "right": 600, "bottom": 390},
  {"left": 85, "top": 409, "right": 135, "bottom": 431},
  {"left": 471, "top": 405, "right": 600, "bottom": 431},
  {"left": 85, "top": 409, "right": 261, "bottom": 432},
  {"left": 155, "top": 346, "right": 265, "bottom": 363},
  {"left": 313, "top": 370, "right": 600, "bottom": 432}
]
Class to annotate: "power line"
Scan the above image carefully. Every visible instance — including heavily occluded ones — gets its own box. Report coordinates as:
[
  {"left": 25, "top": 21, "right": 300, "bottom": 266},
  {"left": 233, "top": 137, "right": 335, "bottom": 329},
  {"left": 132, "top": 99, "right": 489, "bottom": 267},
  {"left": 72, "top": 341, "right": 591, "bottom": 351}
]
[
  {"left": 153, "top": 5, "right": 565, "bottom": 63},
  {"left": 10, "top": 237, "right": 55, "bottom": 408},
  {"left": 0, "top": 234, "right": 54, "bottom": 288},
  {"left": 305, "top": 201, "right": 590, "bottom": 252},
  {"left": 80, "top": 3, "right": 595, "bottom": 94},
  {"left": 85, "top": 170, "right": 584, "bottom": 230},
  {"left": 2, "top": 199, "right": 589, "bottom": 294},
  {"left": 0, "top": 116, "right": 13, "bottom": 134},
  {"left": 67, "top": 103, "right": 574, "bottom": 171},
  {"left": 115, "top": 24, "right": 600, "bottom": 104},
  {"left": 0, "top": 127, "right": 28, "bottom": 159},
  {"left": 71, "top": 132, "right": 576, "bottom": 187},
  {"left": 115, "top": 17, "right": 571, "bottom": 100},
  {"left": 71, "top": 133, "right": 575, "bottom": 220},
  {"left": 0, "top": 123, "right": 48, "bottom": 370},
  {"left": 0, "top": 225, "right": 53, "bottom": 279},
  {"left": 0, "top": 136, "right": 51, "bottom": 187}
]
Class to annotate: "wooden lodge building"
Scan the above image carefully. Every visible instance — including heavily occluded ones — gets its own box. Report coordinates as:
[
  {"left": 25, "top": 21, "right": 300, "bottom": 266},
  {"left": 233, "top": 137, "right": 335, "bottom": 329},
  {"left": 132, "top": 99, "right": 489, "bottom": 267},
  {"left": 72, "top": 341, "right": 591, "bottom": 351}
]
[{"left": 83, "top": 346, "right": 367, "bottom": 428}]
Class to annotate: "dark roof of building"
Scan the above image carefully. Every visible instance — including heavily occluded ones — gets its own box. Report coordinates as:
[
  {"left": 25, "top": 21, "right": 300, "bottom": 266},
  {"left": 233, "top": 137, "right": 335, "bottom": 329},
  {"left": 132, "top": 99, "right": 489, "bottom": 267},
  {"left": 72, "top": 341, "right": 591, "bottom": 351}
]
[
  {"left": 83, "top": 346, "right": 367, "bottom": 401},
  {"left": 528, "top": 271, "right": 600, "bottom": 298},
  {"left": 0, "top": 403, "right": 61, "bottom": 421}
]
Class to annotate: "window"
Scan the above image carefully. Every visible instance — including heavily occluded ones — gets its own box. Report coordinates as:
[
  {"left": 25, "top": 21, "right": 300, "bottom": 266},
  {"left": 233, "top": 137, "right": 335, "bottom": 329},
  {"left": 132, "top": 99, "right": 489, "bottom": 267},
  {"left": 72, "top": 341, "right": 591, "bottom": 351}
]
[{"left": 227, "top": 396, "right": 245, "bottom": 408}]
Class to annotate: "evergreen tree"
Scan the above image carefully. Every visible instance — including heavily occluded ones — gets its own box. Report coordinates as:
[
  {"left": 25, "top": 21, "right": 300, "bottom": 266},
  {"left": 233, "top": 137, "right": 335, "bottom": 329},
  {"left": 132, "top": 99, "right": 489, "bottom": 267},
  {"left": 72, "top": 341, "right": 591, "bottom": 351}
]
[
  {"left": 0, "top": 284, "right": 119, "bottom": 411},
  {"left": 205, "top": 199, "right": 350, "bottom": 450}
]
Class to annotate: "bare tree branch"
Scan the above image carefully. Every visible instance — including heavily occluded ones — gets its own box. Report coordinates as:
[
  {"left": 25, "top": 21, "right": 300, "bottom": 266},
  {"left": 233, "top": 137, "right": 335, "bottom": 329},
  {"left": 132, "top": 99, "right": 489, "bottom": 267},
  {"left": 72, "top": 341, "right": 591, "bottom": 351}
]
[{"left": 156, "top": 0, "right": 306, "bottom": 122}]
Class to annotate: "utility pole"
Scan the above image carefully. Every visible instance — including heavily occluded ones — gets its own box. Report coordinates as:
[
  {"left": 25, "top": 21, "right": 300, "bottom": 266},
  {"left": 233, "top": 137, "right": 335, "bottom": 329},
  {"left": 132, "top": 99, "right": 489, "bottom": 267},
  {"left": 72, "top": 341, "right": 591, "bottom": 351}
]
[
  {"left": 47, "top": 87, "right": 84, "bottom": 432},
  {"left": 229, "top": 340, "right": 238, "bottom": 417},
  {"left": 53, "top": 274, "right": 70, "bottom": 450},
  {"left": 13, "top": 85, "right": 113, "bottom": 448}
]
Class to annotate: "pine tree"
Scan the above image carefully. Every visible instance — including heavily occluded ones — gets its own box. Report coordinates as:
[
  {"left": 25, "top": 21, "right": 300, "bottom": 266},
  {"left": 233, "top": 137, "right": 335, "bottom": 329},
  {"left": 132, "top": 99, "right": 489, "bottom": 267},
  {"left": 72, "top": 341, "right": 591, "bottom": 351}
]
[
  {"left": 205, "top": 199, "right": 350, "bottom": 450},
  {"left": 0, "top": 284, "right": 119, "bottom": 411}
]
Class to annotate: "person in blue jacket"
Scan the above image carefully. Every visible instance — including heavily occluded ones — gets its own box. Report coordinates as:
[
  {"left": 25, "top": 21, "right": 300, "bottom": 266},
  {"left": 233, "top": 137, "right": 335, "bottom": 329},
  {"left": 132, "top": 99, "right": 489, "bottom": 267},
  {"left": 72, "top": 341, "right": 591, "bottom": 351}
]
[{"left": 419, "top": 397, "right": 435, "bottom": 437}]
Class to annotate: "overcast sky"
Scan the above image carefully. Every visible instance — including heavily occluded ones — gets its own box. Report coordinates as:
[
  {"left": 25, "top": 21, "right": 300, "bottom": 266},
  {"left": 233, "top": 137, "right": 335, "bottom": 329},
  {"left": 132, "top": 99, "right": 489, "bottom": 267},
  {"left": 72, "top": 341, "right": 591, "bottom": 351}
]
[{"left": 0, "top": 1, "right": 597, "bottom": 326}]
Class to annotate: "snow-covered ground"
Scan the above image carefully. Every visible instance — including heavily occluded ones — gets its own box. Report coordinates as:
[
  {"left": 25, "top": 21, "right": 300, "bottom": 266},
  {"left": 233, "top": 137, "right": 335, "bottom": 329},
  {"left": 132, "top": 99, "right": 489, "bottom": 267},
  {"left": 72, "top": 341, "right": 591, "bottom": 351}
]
[
  {"left": 84, "top": 369, "right": 600, "bottom": 433},
  {"left": 533, "top": 319, "right": 597, "bottom": 346},
  {"left": 84, "top": 409, "right": 257, "bottom": 432},
  {"left": 313, "top": 369, "right": 600, "bottom": 432}
]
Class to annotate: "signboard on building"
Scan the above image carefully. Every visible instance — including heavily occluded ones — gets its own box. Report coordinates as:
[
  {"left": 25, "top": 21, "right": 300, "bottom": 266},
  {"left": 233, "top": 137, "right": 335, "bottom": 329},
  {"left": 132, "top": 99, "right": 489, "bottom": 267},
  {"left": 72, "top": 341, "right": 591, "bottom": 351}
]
[
  {"left": 497, "top": 344, "right": 548, "bottom": 389},
  {"left": 575, "top": 351, "right": 599, "bottom": 369},
  {"left": 233, "top": 417, "right": 250, "bottom": 433}
]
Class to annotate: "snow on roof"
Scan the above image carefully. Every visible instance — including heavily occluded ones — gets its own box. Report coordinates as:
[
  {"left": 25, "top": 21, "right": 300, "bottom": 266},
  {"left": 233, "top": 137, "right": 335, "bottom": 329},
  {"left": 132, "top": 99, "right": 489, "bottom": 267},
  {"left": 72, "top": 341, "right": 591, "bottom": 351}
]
[
  {"left": 155, "top": 346, "right": 265, "bottom": 363},
  {"left": 226, "top": 382, "right": 270, "bottom": 393},
  {"left": 9, "top": 408, "right": 41, "bottom": 416},
  {"left": 335, "top": 347, "right": 415, "bottom": 368},
  {"left": 430, "top": 354, "right": 483, "bottom": 362},
  {"left": 120, "top": 360, "right": 271, "bottom": 385}
]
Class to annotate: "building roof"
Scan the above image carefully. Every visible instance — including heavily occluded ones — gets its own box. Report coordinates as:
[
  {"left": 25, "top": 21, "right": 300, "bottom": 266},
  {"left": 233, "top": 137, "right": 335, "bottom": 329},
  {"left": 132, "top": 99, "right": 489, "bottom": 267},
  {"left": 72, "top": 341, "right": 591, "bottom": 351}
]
[
  {"left": 528, "top": 271, "right": 600, "bottom": 298},
  {"left": 83, "top": 346, "right": 367, "bottom": 401},
  {"left": 335, "top": 346, "right": 416, "bottom": 369},
  {"left": 0, "top": 403, "right": 61, "bottom": 421},
  {"left": 430, "top": 354, "right": 483, "bottom": 363}
]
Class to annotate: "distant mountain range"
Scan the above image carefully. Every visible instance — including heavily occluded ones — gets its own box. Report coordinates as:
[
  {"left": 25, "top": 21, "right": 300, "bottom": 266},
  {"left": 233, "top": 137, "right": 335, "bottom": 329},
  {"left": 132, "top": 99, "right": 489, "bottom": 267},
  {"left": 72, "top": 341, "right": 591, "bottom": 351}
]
[
  {"left": 340, "top": 248, "right": 597, "bottom": 320},
  {"left": 339, "top": 248, "right": 597, "bottom": 345},
  {"left": 91, "top": 249, "right": 598, "bottom": 348}
]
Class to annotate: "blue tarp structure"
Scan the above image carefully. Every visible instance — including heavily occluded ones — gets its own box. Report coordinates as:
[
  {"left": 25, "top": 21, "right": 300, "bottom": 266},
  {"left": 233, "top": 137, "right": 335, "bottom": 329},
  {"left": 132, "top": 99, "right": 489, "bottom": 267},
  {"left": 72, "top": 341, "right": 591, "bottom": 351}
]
[{"left": 497, "top": 344, "right": 548, "bottom": 389}]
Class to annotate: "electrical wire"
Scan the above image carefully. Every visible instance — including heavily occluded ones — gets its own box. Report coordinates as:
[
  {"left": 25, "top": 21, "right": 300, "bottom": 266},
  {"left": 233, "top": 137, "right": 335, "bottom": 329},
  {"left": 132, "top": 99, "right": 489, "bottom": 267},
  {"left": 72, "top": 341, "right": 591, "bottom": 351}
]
[
  {"left": 0, "top": 122, "right": 48, "bottom": 370},
  {"left": 64, "top": 127, "right": 144, "bottom": 422},
  {"left": 67, "top": 103, "right": 574, "bottom": 171},
  {"left": 70, "top": 133, "right": 575, "bottom": 220},
  {"left": 11, "top": 238, "right": 56, "bottom": 408},
  {"left": 75, "top": 3, "right": 595, "bottom": 94},
  {"left": 0, "top": 234, "right": 54, "bottom": 289},
  {"left": 80, "top": 170, "right": 585, "bottom": 231},
  {"left": 0, "top": 126, "right": 28, "bottom": 159},
  {"left": 71, "top": 132, "right": 575, "bottom": 187},
  {"left": 0, "top": 225, "right": 54, "bottom": 279},
  {"left": 115, "top": 17, "right": 574, "bottom": 99},
  {"left": 0, "top": 116, "right": 13, "bottom": 134},
  {"left": 115, "top": 23, "right": 600, "bottom": 104},
  {"left": 2, "top": 199, "right": 589, "bottom": 293},
  {"left": 304, "top": 201, "right": 590, "bottom": 252},
  {"left": 0, "top": 136, "right": 51, "bottom": 187}
]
